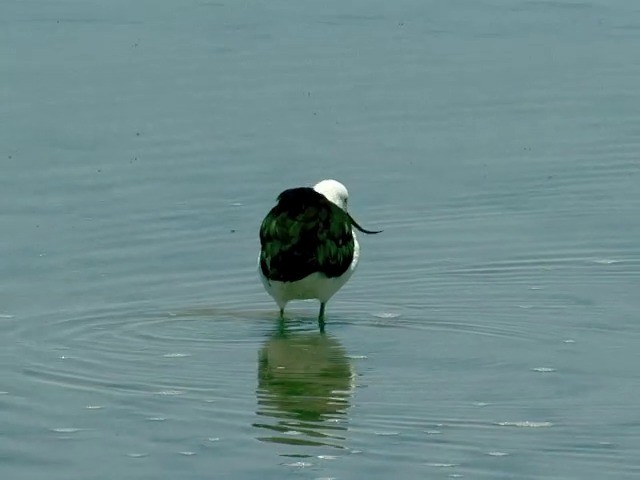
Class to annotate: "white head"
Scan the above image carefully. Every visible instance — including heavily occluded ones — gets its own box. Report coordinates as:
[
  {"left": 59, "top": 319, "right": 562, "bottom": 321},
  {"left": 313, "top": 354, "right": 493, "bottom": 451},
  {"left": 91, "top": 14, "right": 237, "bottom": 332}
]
[{"left": 313, "top": 179, "right": 349, "bottom": 211}]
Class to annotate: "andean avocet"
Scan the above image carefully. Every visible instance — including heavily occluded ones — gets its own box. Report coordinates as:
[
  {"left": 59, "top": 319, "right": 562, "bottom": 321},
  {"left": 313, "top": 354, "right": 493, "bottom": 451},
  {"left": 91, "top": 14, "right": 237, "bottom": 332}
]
[{"left": 259, "top": 179, "right": 381, "bottom": 329}]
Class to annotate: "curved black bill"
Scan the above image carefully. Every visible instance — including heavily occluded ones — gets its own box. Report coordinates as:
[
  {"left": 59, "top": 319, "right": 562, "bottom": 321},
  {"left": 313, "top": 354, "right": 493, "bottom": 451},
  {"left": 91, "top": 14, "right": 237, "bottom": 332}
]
[{"left": 348, "top": 213, "right": 383, "bottom": 234}]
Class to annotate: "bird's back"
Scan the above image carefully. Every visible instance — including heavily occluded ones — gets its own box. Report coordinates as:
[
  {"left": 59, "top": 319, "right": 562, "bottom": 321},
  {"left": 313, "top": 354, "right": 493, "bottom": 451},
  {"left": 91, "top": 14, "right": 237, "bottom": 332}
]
[{"left": 259, "top": 187, "right": 355, "bottom": 283}]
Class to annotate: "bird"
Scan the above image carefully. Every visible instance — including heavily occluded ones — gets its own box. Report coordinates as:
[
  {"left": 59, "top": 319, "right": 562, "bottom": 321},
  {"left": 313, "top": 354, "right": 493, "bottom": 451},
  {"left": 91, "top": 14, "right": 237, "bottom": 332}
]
[{"left": 258, "top": 179, "right": 381, "bottom": 329}]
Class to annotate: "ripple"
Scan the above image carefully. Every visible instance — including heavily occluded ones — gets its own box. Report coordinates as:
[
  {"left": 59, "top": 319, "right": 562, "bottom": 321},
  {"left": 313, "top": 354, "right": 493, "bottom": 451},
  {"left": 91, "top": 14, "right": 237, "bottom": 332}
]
[
  {"left": 126, "top": 453, "right": 148, "bottom": 458},
  {"left": 17, "top": 303, "right": 257, "bottom": 405},
  {"left": 51, "top": 427, "right": 82, "bottom": 433},
  {"left": 282, "top": 461, "right": 313, "bottom": 468},
  {"left": 389, "top": 317, "right": 540, "bottom": 340},
  {"left": 154, "top": 390, "right": 186, "bottom": 396},
  {"left": 592, "top": 259, "right": 620, "bottom": 265},
  {"left": 371, "top": 312, "right": 401, "bottom": 319},
  {"left": 497, "top": 421, "right": 554, "bottom": 428}
]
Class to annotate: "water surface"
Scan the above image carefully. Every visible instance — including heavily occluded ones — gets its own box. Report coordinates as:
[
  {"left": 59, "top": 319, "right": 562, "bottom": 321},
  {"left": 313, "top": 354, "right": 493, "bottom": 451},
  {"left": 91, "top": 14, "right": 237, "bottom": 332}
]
[{"left": 2, "top": 0, "right": 640, "bottom": 478}]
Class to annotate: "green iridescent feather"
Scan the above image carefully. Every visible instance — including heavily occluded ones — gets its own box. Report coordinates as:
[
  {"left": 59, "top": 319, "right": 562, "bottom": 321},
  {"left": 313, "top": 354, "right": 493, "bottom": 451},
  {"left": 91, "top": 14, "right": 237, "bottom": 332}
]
[{"left": 259, "top": 187, "right": 354, "bottom": 282}]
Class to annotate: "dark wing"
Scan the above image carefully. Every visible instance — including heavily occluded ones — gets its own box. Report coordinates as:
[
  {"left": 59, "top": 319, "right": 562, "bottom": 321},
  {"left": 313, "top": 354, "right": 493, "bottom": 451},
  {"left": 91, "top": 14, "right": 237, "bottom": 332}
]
[{"left": 259, "top": 187, "right": 354, "bottom": 282}]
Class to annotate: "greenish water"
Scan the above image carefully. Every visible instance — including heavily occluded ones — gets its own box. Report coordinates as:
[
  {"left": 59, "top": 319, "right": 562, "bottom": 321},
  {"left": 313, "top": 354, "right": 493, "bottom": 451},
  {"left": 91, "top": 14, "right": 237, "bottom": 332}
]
[{"left": 2, "top": 0, "right": 640, "bottom": 478}]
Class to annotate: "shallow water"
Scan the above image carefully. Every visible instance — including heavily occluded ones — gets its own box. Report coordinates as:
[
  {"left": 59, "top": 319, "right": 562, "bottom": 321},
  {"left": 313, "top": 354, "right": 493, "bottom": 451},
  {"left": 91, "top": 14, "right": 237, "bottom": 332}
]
[{"left": 2, "top": 0, "right": 640, "bottom": 478}]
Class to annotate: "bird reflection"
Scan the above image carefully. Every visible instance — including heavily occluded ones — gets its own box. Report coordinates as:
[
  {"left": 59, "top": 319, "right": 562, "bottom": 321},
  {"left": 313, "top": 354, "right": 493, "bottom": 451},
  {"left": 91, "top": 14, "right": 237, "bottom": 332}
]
[{"left": 254, "top": 322, "right": 353, "bottom": 450}]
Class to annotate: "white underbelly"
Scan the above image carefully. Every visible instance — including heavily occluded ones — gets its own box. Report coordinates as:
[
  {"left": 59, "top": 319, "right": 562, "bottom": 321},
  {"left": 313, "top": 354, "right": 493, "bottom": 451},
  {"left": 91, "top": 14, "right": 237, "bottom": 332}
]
[{"left": 262, "top": 270, "right": 353, "bottom": 304}]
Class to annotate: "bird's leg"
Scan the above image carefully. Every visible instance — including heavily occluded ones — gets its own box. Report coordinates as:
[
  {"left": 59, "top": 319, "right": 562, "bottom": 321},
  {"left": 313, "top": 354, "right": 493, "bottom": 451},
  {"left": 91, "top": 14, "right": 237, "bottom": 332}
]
[
  {"left": 318, "top": 302, "right": 326, "bottom": 333},
  {"left": 277, "top": 307, "right": 286, "bottom": 334}
]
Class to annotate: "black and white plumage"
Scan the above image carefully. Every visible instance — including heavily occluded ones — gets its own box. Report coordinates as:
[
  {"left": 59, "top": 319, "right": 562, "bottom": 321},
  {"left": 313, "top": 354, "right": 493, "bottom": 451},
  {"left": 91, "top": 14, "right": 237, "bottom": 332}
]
[{"left": 259, "top": 179, "right": 381, "bottom": 328}]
